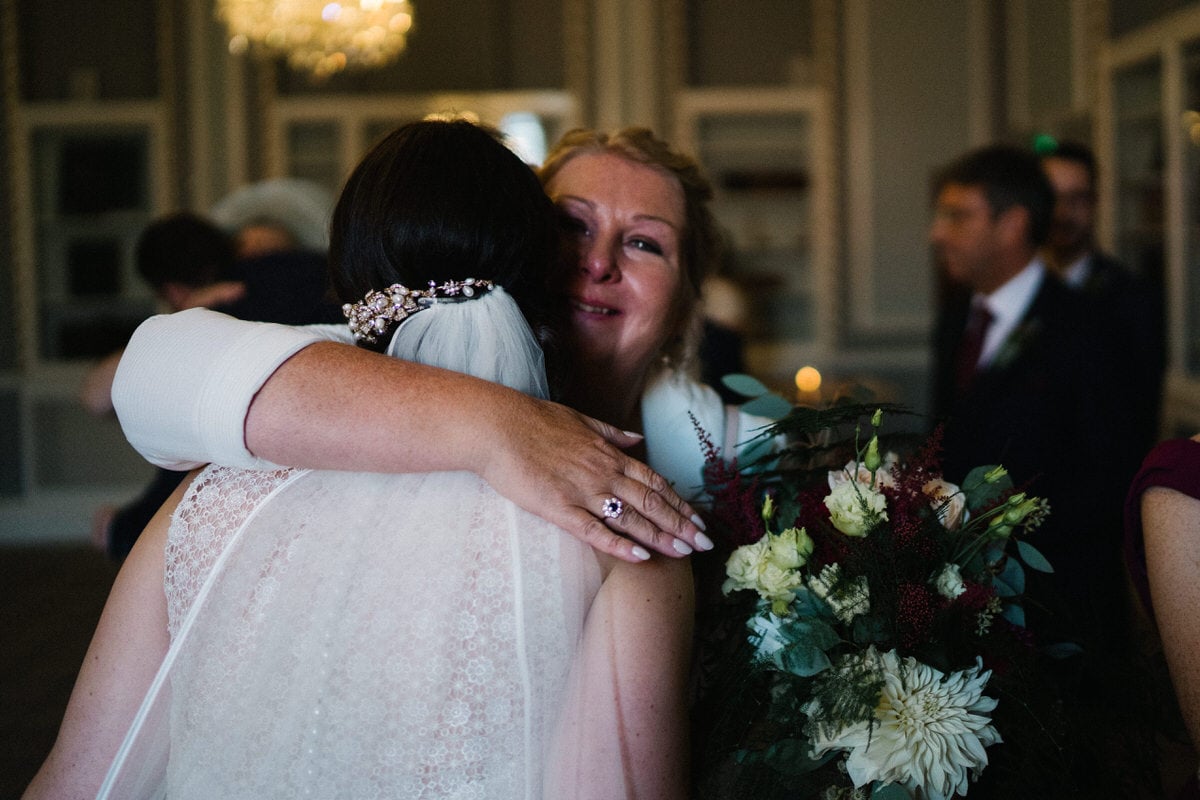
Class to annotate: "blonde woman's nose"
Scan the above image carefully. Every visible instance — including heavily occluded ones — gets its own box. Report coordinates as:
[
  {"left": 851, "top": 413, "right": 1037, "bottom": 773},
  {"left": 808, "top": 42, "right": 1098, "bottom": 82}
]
[{"left": 580, "top": 238, "right": 619, "bottom": 282}]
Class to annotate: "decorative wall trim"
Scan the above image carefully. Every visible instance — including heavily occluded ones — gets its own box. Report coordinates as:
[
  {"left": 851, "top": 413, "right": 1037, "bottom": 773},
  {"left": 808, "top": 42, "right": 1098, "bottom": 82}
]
[
  {"left": 562, "top": 0, "right": 590, "bottom": 127},
  {"left": 1005, "top": 0, "right": 1031, "bottom": 133},
  {"left": 1006, "top": 0, "right": 1099, "bottom": 132},
  {"left": 845, "top": 0, "right": 992, "bottom": 339},
  {"left": 0, "top": 0, "right": 33, "bottom": 374},
  {"left": 186, "top": 0, "right": 214, "bottom": 209},
  {"left": 843, "top": 0, "right": 878, "bottom": 335},
  {"left": 966, "top": 0, "right": 993, "bottom": 146},
  {"left": 224, "top": 43, "right": 250, "bottom": 192}
]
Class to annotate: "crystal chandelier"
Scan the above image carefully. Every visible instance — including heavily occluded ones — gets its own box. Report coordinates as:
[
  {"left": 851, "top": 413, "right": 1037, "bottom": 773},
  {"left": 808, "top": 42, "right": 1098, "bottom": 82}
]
[{"left": 216, "top": 0, "right": 415, "bottom": 79}]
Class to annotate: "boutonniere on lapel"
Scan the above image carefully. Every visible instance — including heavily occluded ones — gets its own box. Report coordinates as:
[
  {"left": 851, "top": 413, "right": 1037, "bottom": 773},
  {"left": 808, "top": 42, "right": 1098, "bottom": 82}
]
[{"left": 990, "top": 318, "right": 1042, "bottom": 371}]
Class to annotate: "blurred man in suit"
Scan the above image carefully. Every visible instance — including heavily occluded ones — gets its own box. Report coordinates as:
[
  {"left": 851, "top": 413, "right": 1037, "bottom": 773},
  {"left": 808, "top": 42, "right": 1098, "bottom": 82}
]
[
  {"left": 929, "top": 144, "right": 1130, "bottom": 648},
  {"left": 1039, "top": 139, "right": 1165, "bottom": 463}
]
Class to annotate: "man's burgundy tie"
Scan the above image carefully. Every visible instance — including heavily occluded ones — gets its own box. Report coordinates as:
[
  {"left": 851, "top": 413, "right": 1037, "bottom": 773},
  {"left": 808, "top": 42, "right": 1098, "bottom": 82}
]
[{"left": 954, "top": 300, "right": 993, "bottom": 392}]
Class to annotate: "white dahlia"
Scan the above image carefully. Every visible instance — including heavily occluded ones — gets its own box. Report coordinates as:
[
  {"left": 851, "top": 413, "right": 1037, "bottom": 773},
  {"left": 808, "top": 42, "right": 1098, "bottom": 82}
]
[{"left": 808, "top": 649, "right": 1000, "bottom": 800}]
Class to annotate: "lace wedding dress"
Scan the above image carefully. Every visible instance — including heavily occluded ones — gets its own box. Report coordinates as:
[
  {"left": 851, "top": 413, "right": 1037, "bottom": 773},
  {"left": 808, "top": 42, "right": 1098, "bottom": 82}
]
[{"left": 98, "top": 288, "right": 610, "bottom": 798}]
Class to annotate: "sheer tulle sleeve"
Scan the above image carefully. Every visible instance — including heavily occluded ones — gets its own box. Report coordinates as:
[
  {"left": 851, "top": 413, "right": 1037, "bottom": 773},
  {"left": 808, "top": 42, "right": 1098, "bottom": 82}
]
[{"left": 544, "top": 556, "right": 694, "bottom": 800}]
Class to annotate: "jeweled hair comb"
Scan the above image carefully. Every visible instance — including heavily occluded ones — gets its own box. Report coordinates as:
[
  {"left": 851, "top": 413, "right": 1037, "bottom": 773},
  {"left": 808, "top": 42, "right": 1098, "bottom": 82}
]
[{"left": 343, "top": 278, "right": 496, "bottom": 342}]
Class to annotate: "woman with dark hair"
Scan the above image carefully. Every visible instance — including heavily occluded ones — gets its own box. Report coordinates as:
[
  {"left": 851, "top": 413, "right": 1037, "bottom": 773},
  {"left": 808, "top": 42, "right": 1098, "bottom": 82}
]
[
  {"left": 104, "top": 129, "right": 764, "bottom": 566},
  {"left": 25, "top": 119, "right": 693, "bottom": 799}
]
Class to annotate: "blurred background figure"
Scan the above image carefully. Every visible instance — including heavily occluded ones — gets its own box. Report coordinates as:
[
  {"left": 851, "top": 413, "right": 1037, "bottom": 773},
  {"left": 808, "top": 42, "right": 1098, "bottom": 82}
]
[
  {"left": 1038, "top": 139, "right": 1166, "bottom": 465},
  {"left": 928, "top": 144, "right": 1128, "bottom": 646},
  {"left": 81, "top": 178, "right": 343, "bottom": 561},
  {"left": 930, "top": 142, "right": 1156, "bottom": 796},
  {"left": 209, "top": 176, "right": 334, "bottom": 257},
  {"left": 77, "top": 212, "right": 244, "bottom": 419}
]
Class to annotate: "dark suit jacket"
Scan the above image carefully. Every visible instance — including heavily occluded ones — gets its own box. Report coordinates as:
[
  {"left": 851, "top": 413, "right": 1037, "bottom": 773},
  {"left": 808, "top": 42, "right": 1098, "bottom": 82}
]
[
  {"left": 931, "top": 272, "right": 1130, "bottom": 645},
  {"left": 1079, "top": 251, "right": 1166, "bottom": 463}
]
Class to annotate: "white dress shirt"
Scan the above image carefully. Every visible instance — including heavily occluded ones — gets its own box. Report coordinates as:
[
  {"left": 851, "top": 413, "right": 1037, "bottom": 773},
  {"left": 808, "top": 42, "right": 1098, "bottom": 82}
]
[{"left": 974, "top": 257, "right": 1045, "bottom": 370}]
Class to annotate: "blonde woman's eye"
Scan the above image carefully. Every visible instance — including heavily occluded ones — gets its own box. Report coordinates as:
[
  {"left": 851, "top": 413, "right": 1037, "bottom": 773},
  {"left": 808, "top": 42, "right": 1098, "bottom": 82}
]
[{"left": 629, "top": 237, "right": 663, "bottom": 255}]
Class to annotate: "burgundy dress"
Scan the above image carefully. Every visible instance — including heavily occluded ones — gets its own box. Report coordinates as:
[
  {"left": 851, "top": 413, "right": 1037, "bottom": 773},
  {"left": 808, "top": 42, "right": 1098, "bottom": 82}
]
[
  {"left": 1124, "top": 436, "right": 1200, "bottom": 800},
  {"left": 1124, "top": 437, "right": 1200, "bottom": 615}
]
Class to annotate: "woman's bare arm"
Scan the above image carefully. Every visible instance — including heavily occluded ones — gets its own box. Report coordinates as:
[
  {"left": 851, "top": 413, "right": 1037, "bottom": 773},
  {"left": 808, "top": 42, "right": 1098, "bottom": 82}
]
[
  {"left": 1143, "top": 484, "right": 1200, "bottom": 748},
  {"left": 547, "top": 554, "right": 694, "bottom": 798},
  {"left": 23, "top": 476, "right": 188, "bottom": 799},
  {"left": 246, "top": 341, "right": 706, "bottom": 562},
  {"left": 113, "top": 310, "right": 707, "bottom": 563}
]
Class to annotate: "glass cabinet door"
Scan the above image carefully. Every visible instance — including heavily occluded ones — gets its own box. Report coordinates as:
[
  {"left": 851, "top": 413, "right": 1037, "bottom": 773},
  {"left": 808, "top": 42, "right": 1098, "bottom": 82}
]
[
  {"left": 32, "top": 128, "right": 156, "bottom": 361},
  {"left": 1112, "top": 58, "right": 1164, "bottom": 286},
  {"left": 691, "top": 112, "right": 813, "bottom": 343}
]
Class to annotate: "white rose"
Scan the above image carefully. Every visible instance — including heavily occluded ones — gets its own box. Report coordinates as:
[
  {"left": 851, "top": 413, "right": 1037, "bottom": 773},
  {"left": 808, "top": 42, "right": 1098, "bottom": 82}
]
[
  {"left": 933, "top": 562, "right": 967, "bottom": 599},
  {"left": 827, "top": 452, "right": 899, "bottom": 493},
  {"left": 768, "top": 526, "right": 814, "bottom": 571},
  {"left": 923, "top": 478, "right": 967, "bottom": 530},
  {"left": 723, "top": 539, "right": 771, "bottom": 595},
  {"left": 824, "top": 480, "right": 887, "bottom": 538},
  {"left": 758, "top": 561, "right": 804, "bottom": 612}
]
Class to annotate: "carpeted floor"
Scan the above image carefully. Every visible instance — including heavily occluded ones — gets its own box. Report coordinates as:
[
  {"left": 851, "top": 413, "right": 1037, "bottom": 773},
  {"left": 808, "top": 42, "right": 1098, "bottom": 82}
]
[{"left": 1, "top": 544, "right": 119, "bottom": 799}]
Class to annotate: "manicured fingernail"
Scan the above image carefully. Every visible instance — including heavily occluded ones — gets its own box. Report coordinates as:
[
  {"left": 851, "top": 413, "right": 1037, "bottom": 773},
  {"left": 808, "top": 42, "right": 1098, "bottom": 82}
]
[
  {"left": 622, "top": 430, "right": 644, "bottom": 439},
  {"left": 672, "top": 539, "right": 693, "bottom": 555},
  {"left": 631, "top": 545, "right": 651, "bottom": 561},
  {"left": 695, "top": 532, "right": 715, "bottom": 551},
  {"left": 690, "top": 514, "right": 708, "bottom": 532}
]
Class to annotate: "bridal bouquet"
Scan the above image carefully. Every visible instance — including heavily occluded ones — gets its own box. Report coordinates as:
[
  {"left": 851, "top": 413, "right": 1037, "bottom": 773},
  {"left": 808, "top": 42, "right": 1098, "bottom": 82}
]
[{"left": 692, "top": 401, "right": 1067, "bottom": 800}]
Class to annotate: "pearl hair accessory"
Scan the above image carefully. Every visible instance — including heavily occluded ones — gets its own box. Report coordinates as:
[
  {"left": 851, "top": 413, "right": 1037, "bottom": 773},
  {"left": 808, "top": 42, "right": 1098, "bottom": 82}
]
[{"left": 343, "top": 278, "right": 496, "bottom": 343}]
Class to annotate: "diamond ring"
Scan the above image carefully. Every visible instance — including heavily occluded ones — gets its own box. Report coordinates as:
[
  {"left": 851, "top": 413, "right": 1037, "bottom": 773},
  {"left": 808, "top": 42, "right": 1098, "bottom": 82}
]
[{"left": 601, "top": 497, "right": 625, "bottom": 520}]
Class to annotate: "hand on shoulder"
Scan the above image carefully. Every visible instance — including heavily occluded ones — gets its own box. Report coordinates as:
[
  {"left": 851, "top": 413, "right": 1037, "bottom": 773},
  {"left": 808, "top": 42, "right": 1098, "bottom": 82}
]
[{"left": 476, "top": 389, "right": 710, "bottom": 563}]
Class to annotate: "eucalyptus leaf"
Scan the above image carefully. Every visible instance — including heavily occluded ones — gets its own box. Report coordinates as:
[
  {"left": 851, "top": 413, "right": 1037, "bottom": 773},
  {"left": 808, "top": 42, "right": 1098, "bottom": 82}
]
[
  {"left": 791, "top": 618, "right": 841, "bottom": 651},
  {"left": 777, "top": 645, "right": 832, "bottom": 677},
  {"left": 992, "top": 575, "right": 1018, "bottom": 598},
  {"left": 792, "top": 587, "right": 834, "bottom": 620},
  {"left": 742, "top": 393, "right": 794, "bottom": 420},
  {"left": 1016, "top": 540, "right": 1054, "bottom": 573},
  {"left": 739, "top": 434, "right": 784, "bottom": 471},
  {"left": 997, "top": 555, "right": 1026, "bottom": 594},
  {"left": 963, "top": 464, "right": 1011, "bottom": 510},
  {"left": 722, "top": 373, "right": 771, "bottom": 398},
  {"left": 1001, "top": 603, "right": 1025, "bottom": 627}
]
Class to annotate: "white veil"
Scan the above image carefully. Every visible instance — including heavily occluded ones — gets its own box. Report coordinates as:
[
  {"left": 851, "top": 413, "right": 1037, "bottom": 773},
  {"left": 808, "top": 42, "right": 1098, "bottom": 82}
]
[
  {"left": 384, "top": 286, "right": 549, "bottom": 400},
  {"left": 98, "top": 282, "right": 555, "bottom": 799}
]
